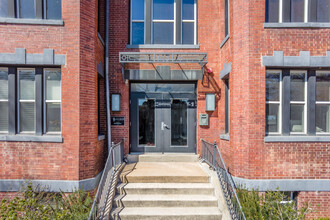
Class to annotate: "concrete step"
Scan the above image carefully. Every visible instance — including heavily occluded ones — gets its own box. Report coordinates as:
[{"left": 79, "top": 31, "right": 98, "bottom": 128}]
[
  {"left": 111, "top": 207, "right": 222, "bottom": 220},
  {"left": 117, "top": 183, "right": 214, "bottom": 195},
  {"left": 114, "top": 194, "right": 218, "bottom": 208},
  {"left": 120, "top": 162, "right": 209, "bottom": 183},
  {"left": 127, "top": 154, "right": 199, "bottom": 163}
]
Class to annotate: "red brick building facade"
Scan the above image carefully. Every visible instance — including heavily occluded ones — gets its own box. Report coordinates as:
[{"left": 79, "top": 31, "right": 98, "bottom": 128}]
[{"left": 0, "top": 0, "right": 329, "bottom": 218}]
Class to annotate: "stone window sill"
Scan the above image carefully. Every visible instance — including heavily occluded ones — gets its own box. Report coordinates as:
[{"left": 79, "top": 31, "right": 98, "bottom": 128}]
[
  {"left": 0, "top": 135, "right": 63, "bottom": 143},
  {"left": 220, "top": 134, "right": 230, "bottom": 141},
  {"left": 220, "top": 35, "right": 230, "bottom": 48},
  {"left": 264, "top": 22, "right": 330, "bottom": 28},
  {"left": 264, "top": 135, "right": 330, "bottom": 142},
  {"left": 0, "top": 18, "right": 64, "bottom": 26},
  {"left": 126, "top": 44, "right": 200, "bottom": 49}
]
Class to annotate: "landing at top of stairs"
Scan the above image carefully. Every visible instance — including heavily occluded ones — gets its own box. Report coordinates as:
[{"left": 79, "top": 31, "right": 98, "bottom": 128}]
[
  {"left": 126, "top": 153, "right": 199, "bottom": 163},
  {"left": 120, "top": 162, "right": 209, "bottom": 183}
]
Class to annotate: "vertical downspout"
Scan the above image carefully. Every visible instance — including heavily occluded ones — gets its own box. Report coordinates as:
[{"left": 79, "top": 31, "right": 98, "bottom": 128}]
[{"left": 105, "top": 0, "right": 111, "bottom": 153}]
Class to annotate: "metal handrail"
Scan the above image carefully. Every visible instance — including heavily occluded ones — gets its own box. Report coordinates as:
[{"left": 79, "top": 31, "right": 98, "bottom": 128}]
[
  {"left": 201, "top": 139, "right": 246, "bottom": 220},
  {"left": 88, "top": 140, "right": 124, "bottom": 220}
]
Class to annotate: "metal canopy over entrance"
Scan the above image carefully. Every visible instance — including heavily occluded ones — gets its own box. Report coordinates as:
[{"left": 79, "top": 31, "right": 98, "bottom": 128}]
[
  {"left": 119, "top": 52, "right": 208, "bottom": 67},
  {"left": 119, "top": 52, "right": 208, "bottom": 82}
]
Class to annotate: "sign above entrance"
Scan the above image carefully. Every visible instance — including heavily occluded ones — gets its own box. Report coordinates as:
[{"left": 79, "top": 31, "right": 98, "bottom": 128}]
[
  {"left": 111, "top": 117, "right": 125, "bottom": 126},
  {"left": 119, "top": 52, "right": 208, "bottom": 67}
]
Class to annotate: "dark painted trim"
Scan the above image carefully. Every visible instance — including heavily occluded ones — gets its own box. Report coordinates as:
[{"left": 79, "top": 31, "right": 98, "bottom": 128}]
[
  {"left": 0, "top": 171, "right": 103, "bottom": 192},
  {"left": 0, "top": 18, "right": 64, "bottom": 25},
  {"left": 233, "top": 176, "right": 330, "bottom": 191},
  {"left": 126, "top": 44, "right": 200, "bottom": 49},
  {"left": 97, "top": 32, "right": 105, "bottom": 46},
  {"left": 0, "top": 135, "right": 63, "bottom": 142},
  {"left": 35, "top": 68, "right": 43, "bottom": 135},
  {"left": 220, "top": 35, "right": 230, "bottom": 48},
  {"left": 264, "top": 136, "right": 330, "bottom": 142},
  {"left": 97, "top": 61, "right": 104, "bottom": 78},
  {"left": 282, "top": 69, "right": 290, "bottom": 135},
  {"left": 8, "top": 67, "right": 16, "bottom": 135},
  {"left": 125, "top": 69, "right": 203, "bottom": 81},
  {"left": 307, "top": 70, "right": 316, "bottom": 135},
  {"left": 264, "top": 22, "right": 330, "bottom": 28}
]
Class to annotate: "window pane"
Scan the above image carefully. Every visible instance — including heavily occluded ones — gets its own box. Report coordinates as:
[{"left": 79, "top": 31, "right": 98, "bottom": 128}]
[
  {"left": 139, "top": 99, "right": 155, "bottom": 146},
  {"left": 290, "top": 104, "right": 304, "bottom": 132},
  {"left": 46, "top": 69, "right": 61, "bottom": 100},
  {"left": 20, "top": 0, "right": 35, "bottom": 18},
  {"left": 132, "top": 0, "right": 144, "bottom": 20},
  {"left": 182, "top": 0, "right": 194, "bottom": 20},
  {"left": 0, "top": 102, "right": 8, "bottom": 132},
  {"left": 225, "top": 0, "right": 229, "bottom": 36},
  {"left": 291, "top": 0, "right": 304, "bottom": 22},
  {"left": 153, "top": 0, "right": 174, "bottom": 20},
  {"left": 132, "top": 22, "right": 144, "bottom": 44},
  {"left": 153, "top": 22, "right": 173, "bottom": 44},
  {"left": 20, "top": 102, "right": 35, "bottom": 132},
  {"left": 290, "top": 72, "right": 305, "bottom": 101},
  {"left": 0, "top": 0, "right": 8, "bottom": 17},
  {"left": 182, "top": 22, "right": 194, "bottom": 44},
  {"left": 266, "top": 72, "right": 280, "bottom": 101},
  {"left": 266, "top": 0, "right": 279, "bottom": 22},
  {"left": 316, "top": 105, "right": 330, "bottom": 133},
  {"left": 266, "top": 104, "right": 280, "bottom": 133},
  {"left": 0, "top": 69, "right": 8, "bottom": 100},
  {"left": 316, "top": 72, "right": 330, "bottom": 101},
  {"left": 47, "top": 0, "right": 62, "bottom": 20},
  {"left": 19, "top": 69, "right": 35, "bottom": 100},
  {"left": 171, "top": 100, "right": 187, "bottom": 146},
  {"left": 317, "top": 0, "right": 330, "bottom": 22},
  {"left": 46, "top": 102, "right": 61, "bottom": 132}
]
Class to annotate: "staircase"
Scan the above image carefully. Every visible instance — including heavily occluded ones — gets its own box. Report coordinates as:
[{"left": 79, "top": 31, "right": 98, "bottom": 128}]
[{"left": 110, "top": 154, "right": 222, "bottom": 220}]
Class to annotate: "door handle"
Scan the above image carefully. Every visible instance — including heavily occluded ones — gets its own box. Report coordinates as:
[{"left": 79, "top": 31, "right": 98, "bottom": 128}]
[{"left": 161, "top": 122, "right": 170, "bottom": 130}]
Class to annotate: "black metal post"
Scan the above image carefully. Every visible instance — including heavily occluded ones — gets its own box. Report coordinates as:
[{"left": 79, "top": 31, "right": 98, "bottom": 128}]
[{"left": 213, "top": 141, "right": 217, "bottom": 168}]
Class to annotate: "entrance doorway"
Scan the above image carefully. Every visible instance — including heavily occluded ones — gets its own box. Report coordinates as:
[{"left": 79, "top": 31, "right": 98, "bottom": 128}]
[{"left": 130, "top": 83, "right": 197, "bottom": 153}]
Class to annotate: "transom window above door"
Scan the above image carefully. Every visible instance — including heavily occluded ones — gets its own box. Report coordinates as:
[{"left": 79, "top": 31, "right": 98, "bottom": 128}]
[{"left": 130, "top": 0, "right": 197, "bottom": 45}]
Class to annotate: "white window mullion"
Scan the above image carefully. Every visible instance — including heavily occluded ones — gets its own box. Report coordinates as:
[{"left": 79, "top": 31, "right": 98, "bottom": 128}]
[
  {"left": 279, "top": 0, "right": 283, "bottom": 23},
  {"left": 194, "top": 0, "right": 197, "bottom": 44},
  {"left": 174, "top": 0, "right": 176, "bottom": 45},
  {"left": 304, "top": 0, "right": 308, "bottom": 22}
]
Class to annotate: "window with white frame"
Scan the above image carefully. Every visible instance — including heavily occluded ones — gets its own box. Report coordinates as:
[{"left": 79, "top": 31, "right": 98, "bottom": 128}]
[
  {"left": 266, "top": 69, "right": 330, "bottom": 136},
  {"left": 44, "top": 69, "right": 61, "bottom": 133},
  {"left": 290, "top": 70, "right": 307, "bottom": 133},
  {"left": 0, "top": 68, "right": 8, "bottom": 133},
  {"left": 265, "top": 0, "right": 330, "bottom": 23},
  {"left": 316, "top": 71, "right": 330, "bottom": 134},
  {"left": 0, "top": 0, "right": 62, "bottom": 20},
  {"left": 18, "top": 69, "right": 36, "bottom": 133},
  {"left": 0, "top": 67, "right": 61, "bottom": 136},
  {"left": 130, "top": 0, "right": 197, "bottom": 45},
  {"left": 266, "top": 70, "right": 282, "bottom": 134}
]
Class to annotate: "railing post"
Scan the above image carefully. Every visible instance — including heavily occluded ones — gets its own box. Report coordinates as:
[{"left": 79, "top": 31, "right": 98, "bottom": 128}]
[{"left": 213, "top": 141, "right": 217, "bottom": 168}]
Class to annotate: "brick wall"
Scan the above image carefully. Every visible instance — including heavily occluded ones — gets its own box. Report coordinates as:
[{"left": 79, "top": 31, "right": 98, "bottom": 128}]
[{"left": 0, "top": 0, "right": 106, "bottom": 182}]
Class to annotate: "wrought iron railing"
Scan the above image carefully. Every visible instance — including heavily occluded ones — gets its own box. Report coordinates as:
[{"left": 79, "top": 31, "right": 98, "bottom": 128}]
[
  {"left": 201, "top": 139, "right": 246, "bottom": 220},
  {"left": 88, "top": 140, "right": 124, "bottom": 220}
]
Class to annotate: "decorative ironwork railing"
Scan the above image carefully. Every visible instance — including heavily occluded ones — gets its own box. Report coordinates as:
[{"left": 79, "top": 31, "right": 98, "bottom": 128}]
[
  {"left": 88, "top": 140, "right": 124, "bottom": 220},
  {"left": 201, "top": 139, "right": 246, "bottom": 220}
]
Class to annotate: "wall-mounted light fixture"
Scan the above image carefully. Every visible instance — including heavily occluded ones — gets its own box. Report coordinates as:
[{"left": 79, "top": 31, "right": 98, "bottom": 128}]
[
  {"left": 205, "top": 93, "right": 215, "bottom": 111},
  {"left": 111, "top": 94, "right": 121, "bottom": 112}
]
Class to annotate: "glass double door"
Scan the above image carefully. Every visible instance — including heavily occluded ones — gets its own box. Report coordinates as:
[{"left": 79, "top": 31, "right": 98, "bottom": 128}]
[{"left": 130, "top": 83, "right": 196, "bottom": 153}]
